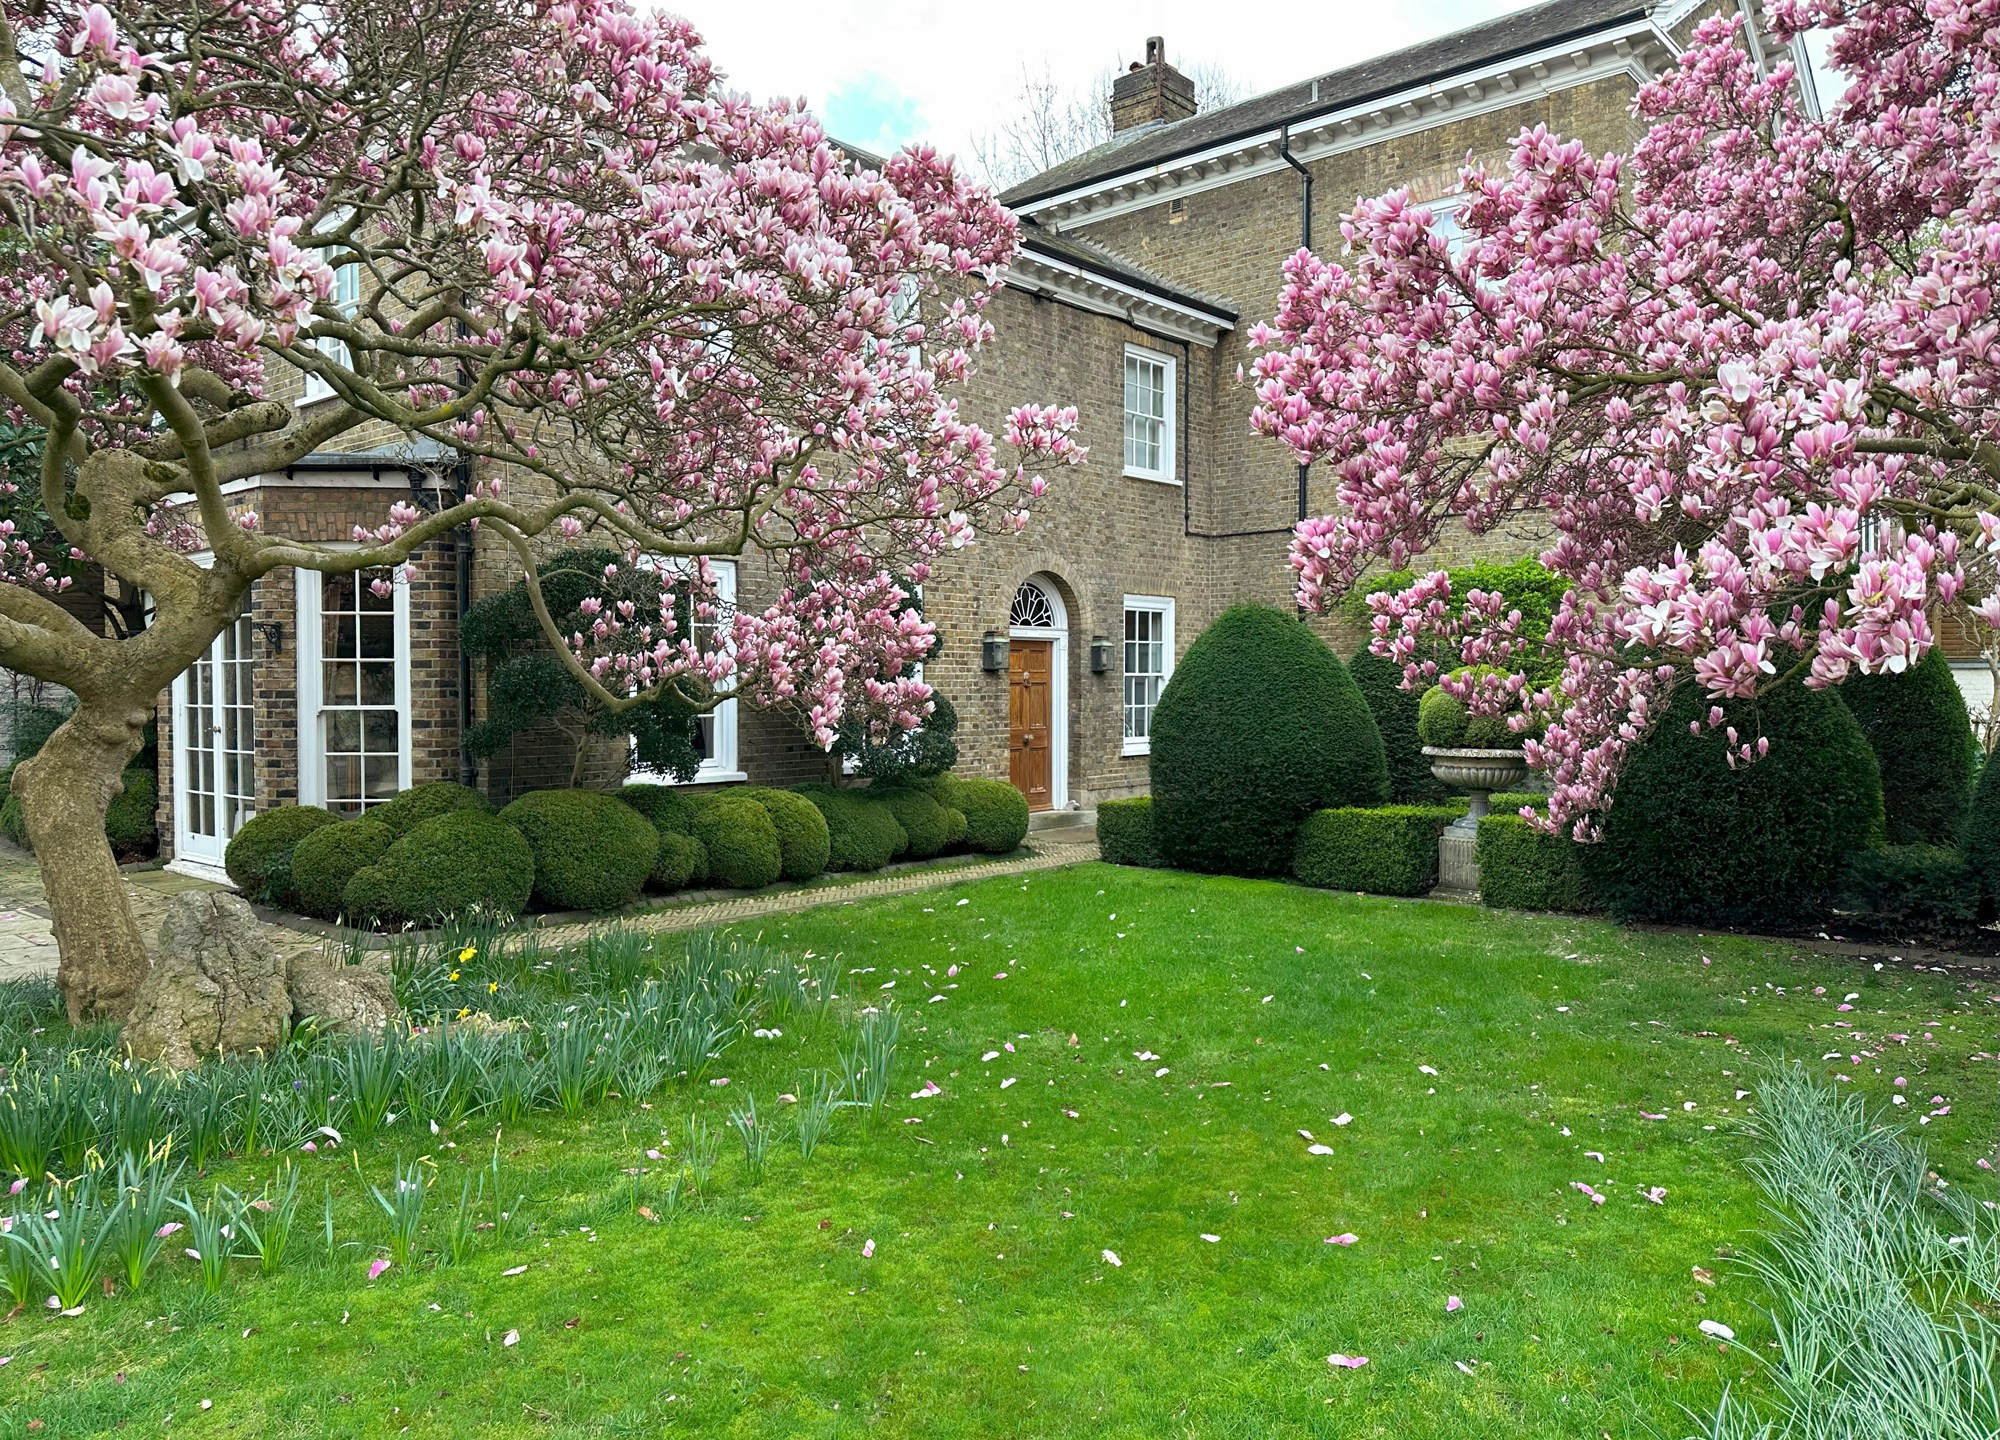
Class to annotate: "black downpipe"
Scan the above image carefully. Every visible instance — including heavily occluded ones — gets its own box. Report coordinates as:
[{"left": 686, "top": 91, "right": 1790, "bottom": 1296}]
[
  {"left": 1279, "top": 125, "right": 1313, "bottom": 526},
  {"left": 452, "top": 454, "right": 477, "bottom": 787}
]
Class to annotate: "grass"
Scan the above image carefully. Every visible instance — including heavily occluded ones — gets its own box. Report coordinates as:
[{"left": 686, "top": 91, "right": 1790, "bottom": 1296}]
[{"left": 3, "top": 863, "right": 1995, "bottom": 1438}]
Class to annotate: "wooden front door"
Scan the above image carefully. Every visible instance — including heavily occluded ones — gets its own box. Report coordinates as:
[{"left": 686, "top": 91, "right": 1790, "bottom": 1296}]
[{"left": 1008, "top": 639, "right": 1054, "bottom": 811}]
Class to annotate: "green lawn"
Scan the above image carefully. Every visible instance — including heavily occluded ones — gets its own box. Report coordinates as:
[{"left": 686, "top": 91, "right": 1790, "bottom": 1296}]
[{"left": 6, "top": 864, "right": 1996, "bottom": 1438}]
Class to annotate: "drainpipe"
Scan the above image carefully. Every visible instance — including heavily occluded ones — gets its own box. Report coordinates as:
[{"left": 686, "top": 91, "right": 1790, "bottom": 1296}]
[
  {"left": 452, "top": 453, "right": 477, "bottom": 787},
  {"left": 1279, "top": 125, "right": 1314, "bottom": 524}
]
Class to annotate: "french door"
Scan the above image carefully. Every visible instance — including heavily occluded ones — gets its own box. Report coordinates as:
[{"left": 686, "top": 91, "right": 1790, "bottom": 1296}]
[{"left": 173, "top": 612, "right": 257, "bottom": 872}]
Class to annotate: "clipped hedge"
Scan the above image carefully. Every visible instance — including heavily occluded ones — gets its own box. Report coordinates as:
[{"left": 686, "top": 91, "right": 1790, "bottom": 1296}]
[
  {"left": 617, "top": 782, "right": 699, "bottom": 835},
  {"left": 223, "top": 805, "right": 336, "bottom": 906},
  {"left": 289, "top": 817, "right": 395, "bottom": 919},
  {"left": 652, "top": 831, "right": 708, "bottom": 891},
  {"left": 873, "top": 784, "right": 957, "bottom": 859},
  {"left": 616, "top": 782, "right": 708, "bottom": 888},
  {"left": 1350, "top": 648, "right": 1443, "bottom": 804},
  {"left": 742, "top": 787, "right": 831, "bottom": 880},
  {"left": 795, "top": 784, "right": 906, "bottom": 871},
  {"left": 690, "top": 792, "right": 783, "bottom": 889},
  {"left": 370, "top": 780, "right": 493, "bottom": 838},
  {"left": 1097, "top": 796, "right": 1162, "bottom": 868},
  {"left": 1835, "top": 844, "right": 1978, "bottom": 937},
  {"left": 1964, "top": 749, "right": 2000, "bottom": 909},
  {"left": 1838, "top": 648, "right": 1977, "bottom": 846},
  {"left": 1293, "top": 805, "right": 1457, "bottom": 896},
  {"left": 1582, "top": 679, "right": 1883, "bottom": 926},
  {"left": 343, "top": 810, "right": 535, "bottom": 924},
  {"left": 104, "top": 767, "right": 157, "bottom": 855},
  {"left": 933, "top": 774, "right": 1029, "bottom": 854},
  {"left": 499, "top": 789, "right": 658, "bottom": 912},
  {"left": 1476, "top": 814, "right": 1595, "bottom": 913},
  {"left": 1149, "top": 605, "right": 1388, "bottom": 875}
]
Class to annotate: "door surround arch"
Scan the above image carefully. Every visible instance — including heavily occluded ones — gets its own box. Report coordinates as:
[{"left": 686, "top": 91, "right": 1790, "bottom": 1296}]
[{"left": 1008, "top": 574, "right": 1068, "bottom": 811}]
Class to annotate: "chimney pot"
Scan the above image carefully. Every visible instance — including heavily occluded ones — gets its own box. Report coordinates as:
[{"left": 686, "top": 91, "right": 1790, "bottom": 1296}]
[{"left": 1110, "top": 35, "right": 1198, "bottom": 133}]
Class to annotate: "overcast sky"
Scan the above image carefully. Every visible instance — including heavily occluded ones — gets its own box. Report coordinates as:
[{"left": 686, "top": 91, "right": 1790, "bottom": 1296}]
[{"left": 670, "top": 1, "right": 1548, "bottom": 171}]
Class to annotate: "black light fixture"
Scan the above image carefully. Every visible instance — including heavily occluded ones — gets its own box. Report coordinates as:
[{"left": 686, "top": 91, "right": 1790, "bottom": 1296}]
[
  {"left": 981, "top": 631, "right": 1008, "bottom": 672},
  {"left": 1089, "top": 635, "right": 1113, "bottom": 674},
  {"left": 258, "top": 621, "right": 285, "bottom": 655}
]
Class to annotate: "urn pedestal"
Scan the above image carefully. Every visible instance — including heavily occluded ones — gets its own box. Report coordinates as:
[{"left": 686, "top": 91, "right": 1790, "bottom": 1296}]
[{"left": 1423, "top": 746, "right": 1530, "bottom": 895}]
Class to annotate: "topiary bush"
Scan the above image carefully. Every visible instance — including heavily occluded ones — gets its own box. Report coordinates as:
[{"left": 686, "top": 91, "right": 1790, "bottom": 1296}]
[
  {"left": 871, "top": 784, "right": 955, "bottom": 859},
  {"left": 933, "top": 774, "right": 1029, "bottom": 854},
  {"left": 1097, "top": 796, "right": 1161, "bottom": 867},
  {"left": 1838, "top": 648, "right": 1977, "bottom": 846},
  {"left": 741, "top": 788, "right": 831, "bottom": 879},
  {"left": 1350, "top": 648, "right": 1444, "bottom": 803},
  {"left": 1476, "top": 814, "right": 1595, "bottom": 913},
  {"left": 1963, "top": 748, "right": 2000, "bottom": 911},
  {"left": 343, "top": 810, "right": 535, "bottom": 925},
  {"left": 1835, "top": 844, "right": 1978, "bottom": 939},
  {"left": 688, "top": 792, "right": 783, "bottom": 889},
  {"left": 104, "top": 767, "right": 157, "bottom": 856},
  {"left": 617, "top": 783, "right": 698, "bottom": 835},
  {"left": 1293, "top": 806, "right": 1457, "bottom": 895},
  {"left": 1415, "top": 669, "right": 1516, "bottom": 749},
  {"left": 499, "top": 790, "right": 658, "bottom": 912},
  {"left": 224, "top": 805, "right": 337, "bottom": 906},
  {"left": 1149, "top": 605, "right": 1388, "bottom": 875},
  {"left": 370, "top": 780, "right": 493, "bottom": 838},
  {"left": 795, "top": 784, "right": 906, "bottom": 871},
  {"left": 1582, "top": 679, "right": 1883, "bottom": 926},
  {"left": 651, "top": 830, "right": 708, "bottom": 891},
  {"left": 289, "top": 817, "right": 395, "bottom": 919},
  {"left": 0, "top": 788, "right": 25, "bottom": 846}
]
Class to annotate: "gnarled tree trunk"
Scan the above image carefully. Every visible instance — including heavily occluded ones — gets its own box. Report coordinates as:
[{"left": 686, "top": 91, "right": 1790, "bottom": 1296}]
[{"left": 13, "top": 697, "right": 154, "bottom": 1024}]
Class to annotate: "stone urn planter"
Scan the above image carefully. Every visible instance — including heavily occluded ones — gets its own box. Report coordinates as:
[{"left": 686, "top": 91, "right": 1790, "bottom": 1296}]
[{"left": 1423, "top": 745, "right": 1529, "bottom": 894}]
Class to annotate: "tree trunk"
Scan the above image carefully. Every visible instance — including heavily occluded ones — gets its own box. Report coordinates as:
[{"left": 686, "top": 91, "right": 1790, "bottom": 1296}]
[{"left": 13, "top": 699, "right": 152, "bottom": 1024}]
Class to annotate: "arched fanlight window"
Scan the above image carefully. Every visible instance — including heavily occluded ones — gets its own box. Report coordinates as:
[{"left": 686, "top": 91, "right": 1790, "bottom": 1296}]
[{"left": 1009, "top": 580, "right": 1057, "bottom": 630}]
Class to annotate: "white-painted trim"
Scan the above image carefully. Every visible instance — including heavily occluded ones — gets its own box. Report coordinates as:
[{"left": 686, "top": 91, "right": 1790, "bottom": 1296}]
[
  {"left": 294, "top": 562, "right": 414, "bottom": 812},
  {"left": 1015, "top": 22, "right": 1673, "bottom": 228},
  {"left": 1122, "top": 344, "right": 1178, "bottom": 484},
  {"left": 1120, "top": 594, "right": 1176, "bottom": 757},
  {"left": 169, "top": 549, "right": 254, "bottom": 874},
  {"left": 629, "top": 557, "right": 740, "bottom": 786},
  {"left": 1009, "top": 575, "right": 1069, "bottom": 810},
  {"left": 1003, "top": 245, "right": 1233, "bottom": 346}
]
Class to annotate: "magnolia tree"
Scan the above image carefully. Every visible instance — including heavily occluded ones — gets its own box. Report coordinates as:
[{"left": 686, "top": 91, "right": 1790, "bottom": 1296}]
[
  {"left": 1250, "top": 2, "right": 2000, "bottom": 839},
  {"left": 0, "top": 0, "right": 1081, "bottom": 1021}
]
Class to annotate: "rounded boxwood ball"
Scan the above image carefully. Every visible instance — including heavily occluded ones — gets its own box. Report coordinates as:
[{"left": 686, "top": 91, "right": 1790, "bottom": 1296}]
[
  {"left": 741, "top": 788, "right": 830, "bottom": 879},
  {"left": 1149, "top": 605, "right": 1389, "bottom": 875},
  {"left": 224, "top": 805, "right": 337, "bottom": 905},
  {"left": 872, "top": 784, "right": 954, "bottom": 858},
  {"left": 689, "top": 792, "right": 782, "bottom": 889},
  {"left": 1838, "top": 647, "right": 1976, "bottom": 846},
  {"left": 106, "top": 767, "right": 158, "bottom": 856},
  {"left": 499, "top": 790, "right": 657, "bottom": 912},
  {"left": 795, "top": 784, "right": 906, "bottom": 871},
  {"left": 617, "top": 782, "right": 698, "bottom": 835},
  {"left": 652, "top": 830, "right": 708, "bottom": 891},
  {"left": 370, "top": 780, "right": 493, "bottom": 838},
  {"left": 1583, "top": 678, "right": 1883, "bottom": 926},
  {"left": 353, "top": 809, "right": 535, "bottom": 924},
  {"left": 290, "top": 817, "right": 395, "bottom": 919},
  {"left": 932, "top": 775, "right": 1028, "bottom": 854}
]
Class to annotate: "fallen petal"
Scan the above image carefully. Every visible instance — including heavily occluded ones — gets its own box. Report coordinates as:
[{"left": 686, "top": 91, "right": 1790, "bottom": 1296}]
[{"left": 1327, "top": 1353, "right": 1368, "bottom": 1369}]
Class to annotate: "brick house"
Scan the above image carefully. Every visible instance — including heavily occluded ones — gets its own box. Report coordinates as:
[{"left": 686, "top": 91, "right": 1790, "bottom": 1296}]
[{"left": 158, "top": 0, "right": 1826, "bottom": 879}]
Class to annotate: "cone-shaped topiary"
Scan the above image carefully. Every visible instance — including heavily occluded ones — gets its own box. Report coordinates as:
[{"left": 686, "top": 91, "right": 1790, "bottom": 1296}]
[
  {"left": 1837, "top": 648, "right": 1977, "bottom": 846},
  {"left": 223, "top": 805, "right": 337, "bottom": 905},
  {"left": 1350, "top": 648, "right": 1444, "bottom": 803},
  {"left": 1148, "top": 605, "right": 1388, "bottom": 875},
  {"left": 1962, "top": 748, "right": 2000, "bottom": 909},
  {"left": 741, "top": 787, "right": 831, "bottom": 879},
  {"left": 370, "top": 780, "right": 493, "bottom": 838},
  {"left": 290, "top": 817, "right": 395, "bottom": 918},
  {"left": 499, "top": 790, "right": 658, "bottom": 912},
  {"left": 343, "top": 810, "right": 535, "bottom": 925},
  {"left": 1582, "top": 679, "right": 1883, "bottom": 926}
]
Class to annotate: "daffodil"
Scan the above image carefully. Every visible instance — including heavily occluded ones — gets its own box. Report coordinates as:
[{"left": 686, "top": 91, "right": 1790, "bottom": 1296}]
[
  {"left": 488, "top": 981, "right": 499, "bottom": 994},
  {"left": 448, "top": 970, "right": 460, "bottom": 981},
  {"left": 458, "top": 945, "right": 477, "bottom": 963}
]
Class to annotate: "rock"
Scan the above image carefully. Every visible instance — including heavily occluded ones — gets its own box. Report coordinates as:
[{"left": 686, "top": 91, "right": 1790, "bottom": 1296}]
[
  {"left": 121, "top": 892, "right": 289, "bottom": 1069},
  {"left": 286, "top": 952, "right": 399, "bottom": 1038}
]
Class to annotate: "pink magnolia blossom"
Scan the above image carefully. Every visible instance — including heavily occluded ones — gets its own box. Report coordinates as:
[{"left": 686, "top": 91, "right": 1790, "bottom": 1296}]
[{"left": 1250, "top": 4, "right": 2000, "bottom": 834}]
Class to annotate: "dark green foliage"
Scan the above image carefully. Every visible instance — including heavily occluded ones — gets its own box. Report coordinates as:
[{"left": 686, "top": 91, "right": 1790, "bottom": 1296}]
[
  {"left": 1963, "top": 748, "right": 2000, "bottom": 909},
  {"left": 498, "top": 790, "right": 658, "bottom": 912},
  {"left": 616, "top": 783, "right": 698, "bottom": 834},
  {"left": 794, "top": 784, "right": 906, "bottom": 871},
  {"left": 370, "top": 781, "right": 493, "bottom": 838},
  {"left": 835, "top": 692, "right": 961, "bottom": 780},
  {"left": 224, "top": 806, "right": 337, "bottom": 906},
  {"left": 104, "top": 767, "right": 157, "bottom": 856},
  {"left": 1838, "top": 649, "right": 1976, "bottom": 846},
  {"left": 1349, "top": 649, "right": 1445, "bottom": 803},
  {"left": 0, "top": 788, "right": 24, "bottom": 845},
  {"left": 688, "top": 792, "right": 783, "bottom": 889},
  {"left": 741, "top": 788, "right": 831, "bottom": 880},
  {"left": 461, "top": 547, "right": 702, "bottom": 781},
  {"left": 1148, "top": 605, "right": 1389, "bottom": 875},
  {"left": 1293, "top": 806, "right": 1456, "bottom": 896},
  {"left": 1476, "top": 814, "right": 1595, "bottom": 913},
  {"left": 5, "top": 701, "right": 69, "bottom": 763},
  {"left": 1336, "top": 558, "right": 1572, "bottom": 689},
  {"left": 1582, "top": 680, "right": 1883, "bottom": 926},
  {"left": 651, "top": 830, "right": 708, "bottom": 891},
  {"left": 932, "top": 774, "right": 1029, "bottom": 854},
  {"left": 343, "top": 810, "right": 535, "bottom": 925},
  {"left": 872, "top": 784, "right": 956, "bottom": 859},
  {"left": 289, "top": 818, "right": 395, "bottom": 919},
  {"left": 1096, "top": 797, "right": 1161, "bottom": 867},
  {"left": 1835, "top": 845, "right": 1978, "bottom": 937},
  {"left": 1415, "top": 670, "right": 1516, "bottom": 749},
  {"left": 1487, "top": 793, "right": 1545, "bottom": 815}
]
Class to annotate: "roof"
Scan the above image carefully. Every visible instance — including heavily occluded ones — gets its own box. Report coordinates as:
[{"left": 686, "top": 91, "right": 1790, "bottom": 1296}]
[
  {"left": 1015, "top": 222, "right": 1236, "bottom": 322},
  {"left": 998, "top": 0, "right": 1654, "bottom": 208}
]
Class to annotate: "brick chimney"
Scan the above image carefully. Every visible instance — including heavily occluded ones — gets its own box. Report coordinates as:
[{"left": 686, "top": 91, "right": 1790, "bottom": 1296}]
[{"left": 1110, "top": 37, "right": 1197, "bottom": 134}]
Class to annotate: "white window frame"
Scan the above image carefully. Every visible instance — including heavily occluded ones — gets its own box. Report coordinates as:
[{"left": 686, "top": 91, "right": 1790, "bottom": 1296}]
[
  {"left": 1122, "top": 343, "right": 1177, "bottom": 484},
  {"left": 303, "top": 259, "right": 361, "bottom": 404},
  {"left": 630, "top": 557, "right": 744, "bottom": 785},
  {"left": 295, "top": 561, "right": 413, "bottom": 812},
  {"left": 1121, "top": 595, "right": 1175, "bottom": 757}
]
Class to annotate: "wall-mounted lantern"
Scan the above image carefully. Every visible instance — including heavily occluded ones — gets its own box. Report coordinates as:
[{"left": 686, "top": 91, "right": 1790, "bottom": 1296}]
[
  {"left": 1089, "top": 635, "right": 1113, "bottom": 674},
  {"left": 981, "top": 631, "right": 1008, "bottom": 673}
]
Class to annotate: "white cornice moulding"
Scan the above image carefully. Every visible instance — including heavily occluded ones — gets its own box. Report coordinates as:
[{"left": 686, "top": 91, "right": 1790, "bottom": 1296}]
[
  {"left": 1015, "top": 20, "right": 1677, "bottom": 229},
  {"left": 1003, "top": 247, "right": 1234, "bottom": 347}
]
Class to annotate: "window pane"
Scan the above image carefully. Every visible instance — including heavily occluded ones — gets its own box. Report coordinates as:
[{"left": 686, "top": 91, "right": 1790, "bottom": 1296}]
[{"left": 358, "top": 662, "right": 395, "bottom": 704}]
